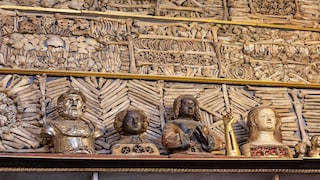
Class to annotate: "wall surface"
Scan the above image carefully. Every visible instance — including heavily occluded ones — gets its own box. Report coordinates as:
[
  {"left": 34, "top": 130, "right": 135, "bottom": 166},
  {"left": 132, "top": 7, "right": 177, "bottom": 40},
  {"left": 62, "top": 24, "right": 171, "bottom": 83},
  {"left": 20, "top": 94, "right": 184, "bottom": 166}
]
[{"left": 0, "top": 0, "right": 319, "bottom": 178}]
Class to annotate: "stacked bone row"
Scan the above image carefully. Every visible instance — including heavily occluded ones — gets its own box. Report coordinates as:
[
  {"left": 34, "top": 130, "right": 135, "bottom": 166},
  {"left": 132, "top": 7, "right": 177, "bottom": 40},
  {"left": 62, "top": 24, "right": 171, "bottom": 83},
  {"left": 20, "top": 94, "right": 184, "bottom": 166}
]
[
  {"left": 0, "top": 0, "right": 319, "bottom": 28},
  {"left": 0, "top": 11, "right": 319, "bottom": 83}
]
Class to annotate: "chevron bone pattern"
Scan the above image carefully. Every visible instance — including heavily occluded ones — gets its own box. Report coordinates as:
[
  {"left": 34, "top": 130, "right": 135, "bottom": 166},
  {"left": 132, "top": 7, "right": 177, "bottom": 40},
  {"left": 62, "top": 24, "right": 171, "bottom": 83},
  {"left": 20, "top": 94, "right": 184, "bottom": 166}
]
[{"left": 0, "top": 75, "right": 316, "bottom": 154}]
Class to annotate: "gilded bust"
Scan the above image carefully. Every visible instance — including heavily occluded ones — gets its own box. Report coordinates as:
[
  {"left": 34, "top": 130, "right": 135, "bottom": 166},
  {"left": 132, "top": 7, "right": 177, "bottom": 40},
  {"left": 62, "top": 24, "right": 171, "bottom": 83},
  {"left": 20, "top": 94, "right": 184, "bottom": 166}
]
[
  {"left": 41, "top": 88, "right": 102, "bottom": 154},
  {"left": 162, "top": 95, "right": 222, "bottom": 154},
  {"left": 308, "top": 135, "right": 320, "bottom": 158}
]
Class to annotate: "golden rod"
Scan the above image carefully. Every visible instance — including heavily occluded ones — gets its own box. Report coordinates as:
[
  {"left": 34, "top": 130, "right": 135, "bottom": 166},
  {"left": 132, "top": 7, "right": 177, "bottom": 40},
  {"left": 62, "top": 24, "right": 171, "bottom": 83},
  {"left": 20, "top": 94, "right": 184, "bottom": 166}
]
[{"left": 0, "top": 68, "right": 320, "bottom": 89}]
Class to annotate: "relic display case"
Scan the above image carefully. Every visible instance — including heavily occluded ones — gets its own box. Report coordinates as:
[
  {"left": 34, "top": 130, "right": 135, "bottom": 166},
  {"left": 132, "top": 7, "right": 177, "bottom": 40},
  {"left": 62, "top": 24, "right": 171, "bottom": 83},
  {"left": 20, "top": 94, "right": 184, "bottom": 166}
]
[{"left": 0, "top": 1, "right": 319, "bottom": 177}]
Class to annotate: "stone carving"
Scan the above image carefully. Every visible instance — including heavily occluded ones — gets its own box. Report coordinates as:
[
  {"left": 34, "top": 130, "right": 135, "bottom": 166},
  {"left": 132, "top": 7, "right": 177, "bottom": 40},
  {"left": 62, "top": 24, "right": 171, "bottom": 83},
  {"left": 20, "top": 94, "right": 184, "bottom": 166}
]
[
  {"left": 295, "top": 142, "right": 307, "bottom": 158},
  {"left": 158, "top": 0, "right": 225, "bottom": 19},
  {"left": 41, "top": 88, "right": 102, "bottom": 154},
  {"left": 249, "top": 0, "right": 296, "bottom": 16},
  {"left": 0, "top": 92, "right": 17, "bottom": 131},
  {"left": 162, "top": 95, "right": 222, "bottom": 154},
  {"left": 0, "top": 75, "right": 46, "bottom": 152},
  {"left": 220, "top": 25, "right": 320, "bottom": 83},
  {"left": 308, "top": 135, "right": 320, "bottom": 158},
  {"left": 0, "top": 0, "right": 225, "bottom": 19},
  {"left": 230, "top": 0, "right": 318, "bottom": 28},
  {"left": 0, "top": 10, "right": 319, "bottom": 83},
  {"left": 224, "top": 63, "right": 253, "bottom": 80},
  {"left": 241, "top": 106, "right": 292, "bottom": 157},
  {"left": 1, "top": 0, "right": 320, "bottom": 27},
  {"left": 0, "top": 13, "right": 129, "bottom": 72},
  {"left": 112, "top": 108, "right": 160, "bottom": 155},
  {"left": 100, "top": 0, "right": 156, "bottom": 15}
]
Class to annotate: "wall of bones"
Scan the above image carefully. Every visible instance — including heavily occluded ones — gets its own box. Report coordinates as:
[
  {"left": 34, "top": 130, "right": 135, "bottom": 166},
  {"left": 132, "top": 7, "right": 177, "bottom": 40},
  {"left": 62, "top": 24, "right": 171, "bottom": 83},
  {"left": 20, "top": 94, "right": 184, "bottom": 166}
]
[
  {"left": 0, "top": 3, "right": 319, "bottom": 82},
  {"left": 0, "top": 74, "right": 318, "bottom": 154},
  {"left": 0, "top": 0, "right": 319, "bottom": 155}
]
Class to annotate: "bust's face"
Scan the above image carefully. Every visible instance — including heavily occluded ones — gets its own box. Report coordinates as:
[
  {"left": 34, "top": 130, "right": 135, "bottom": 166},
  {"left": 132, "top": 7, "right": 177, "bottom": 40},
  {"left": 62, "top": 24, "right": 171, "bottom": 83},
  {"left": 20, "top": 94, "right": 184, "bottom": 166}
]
[
  {"left": 59, "top": 94, "right": 84, "bottom": 120},
  {"left": 317, "top": 137, "right": 320, "bottom": 147},
  {"left": 123, "top": 111, "right": 144, "bottom": 135},
  {"left": 179, "top": 98, "right": 195, "bottom": 119},
  {"left": 0, "top": 115, "right": 8, "bottom": 127},
  {"left": 256, "top": 108, "right": 276, "bottom": 131}
]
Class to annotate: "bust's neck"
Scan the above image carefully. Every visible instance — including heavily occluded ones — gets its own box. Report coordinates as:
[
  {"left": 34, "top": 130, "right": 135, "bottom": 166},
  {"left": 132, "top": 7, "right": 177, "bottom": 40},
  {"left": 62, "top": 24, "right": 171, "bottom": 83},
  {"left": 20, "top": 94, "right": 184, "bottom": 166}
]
[
  {"left": 251, "top": 131, "right": 281, "bottom": 145},
  {"left": 59, "top": 114, "right": 81, "bottom": 121},
  {"left": 178, "top": 115, "right": 194, "bottom": 120},
  {"left": 121, "top": 134, "right": 146, "bottom": 144}
]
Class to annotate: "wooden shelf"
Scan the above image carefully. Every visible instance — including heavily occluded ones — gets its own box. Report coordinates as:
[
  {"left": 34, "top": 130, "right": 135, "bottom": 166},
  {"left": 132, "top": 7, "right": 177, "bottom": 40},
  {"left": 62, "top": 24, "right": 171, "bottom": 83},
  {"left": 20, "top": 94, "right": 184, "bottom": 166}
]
[{"left": 0, "top": 153, "right": 319, "bottom": 173}]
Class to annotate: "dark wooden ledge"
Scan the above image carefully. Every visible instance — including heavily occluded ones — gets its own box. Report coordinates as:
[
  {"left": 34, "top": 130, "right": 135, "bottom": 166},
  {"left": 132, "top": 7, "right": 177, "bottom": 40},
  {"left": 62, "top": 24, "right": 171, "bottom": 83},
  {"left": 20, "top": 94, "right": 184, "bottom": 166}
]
[{"left": 0, "top": 153, "right": 319, "bottom": 173}]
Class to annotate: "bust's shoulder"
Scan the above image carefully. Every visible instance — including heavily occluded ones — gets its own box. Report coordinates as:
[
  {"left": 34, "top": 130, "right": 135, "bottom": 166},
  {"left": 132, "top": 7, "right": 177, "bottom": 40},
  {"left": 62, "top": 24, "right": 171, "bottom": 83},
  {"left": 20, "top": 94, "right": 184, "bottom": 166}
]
[
  {"left": 308, "top": 149, "right": 320, "bottom": 157},
  {"left": 241, "top": 143, "right": 251, "bottom": 157},
  {"left": 241, "top": 143, "right": 292, "bottom": 158}
]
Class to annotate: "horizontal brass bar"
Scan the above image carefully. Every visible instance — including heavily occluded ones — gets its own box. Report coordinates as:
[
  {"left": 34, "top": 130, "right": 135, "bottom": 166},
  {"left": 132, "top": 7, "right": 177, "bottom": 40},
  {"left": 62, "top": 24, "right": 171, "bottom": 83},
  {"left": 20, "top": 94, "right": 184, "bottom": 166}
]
[{"left": 0, "top": 68, "right": 319, "bottom": 89}]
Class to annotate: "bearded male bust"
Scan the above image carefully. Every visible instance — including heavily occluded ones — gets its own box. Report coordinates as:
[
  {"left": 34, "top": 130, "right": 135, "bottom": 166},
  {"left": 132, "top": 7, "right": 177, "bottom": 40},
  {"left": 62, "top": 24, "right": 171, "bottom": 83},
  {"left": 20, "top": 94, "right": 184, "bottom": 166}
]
[{"left": 41, "top": 88, "right": 102, "bottom": 154}]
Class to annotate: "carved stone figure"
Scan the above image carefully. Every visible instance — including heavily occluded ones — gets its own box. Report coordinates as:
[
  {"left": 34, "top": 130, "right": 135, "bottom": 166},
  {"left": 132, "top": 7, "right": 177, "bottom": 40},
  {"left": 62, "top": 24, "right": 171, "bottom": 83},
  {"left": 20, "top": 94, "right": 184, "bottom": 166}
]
[
  {"left": 242, "top": 107, "right": 292, "bottom": 157},
  {"left": 295, "top": 142, "right": 307, "bottom": 158},
  {"left": 41, "top": 88, "right": 102, "bottom": 154},
  {"left": 112, "top": 108, "right": 159, "bottom": 155},
  {"left": 308, "top": 135, "right": 320, "bottom": 158},
  {"left": 0, "top": 92, "right": 16, "bottom": 131},
  {"left": 162, "top": 95, "right": 222, "bottom": 154}
]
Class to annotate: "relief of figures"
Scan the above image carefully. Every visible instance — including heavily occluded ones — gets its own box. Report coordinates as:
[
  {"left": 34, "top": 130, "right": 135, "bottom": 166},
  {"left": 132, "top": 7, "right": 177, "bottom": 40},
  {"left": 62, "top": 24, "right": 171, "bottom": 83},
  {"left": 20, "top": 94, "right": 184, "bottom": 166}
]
[
  {"left": 218, "top": 25, "right": 320, "bottom": 83},
  {"left": 0, "top": 13, "right": 130, "bottom": 73},
  {"left": 0, "top": 0, "right": 225, "bottom": 19},
  {"left": 0, "top": 10, "right": 319, "bottom": 83}
]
